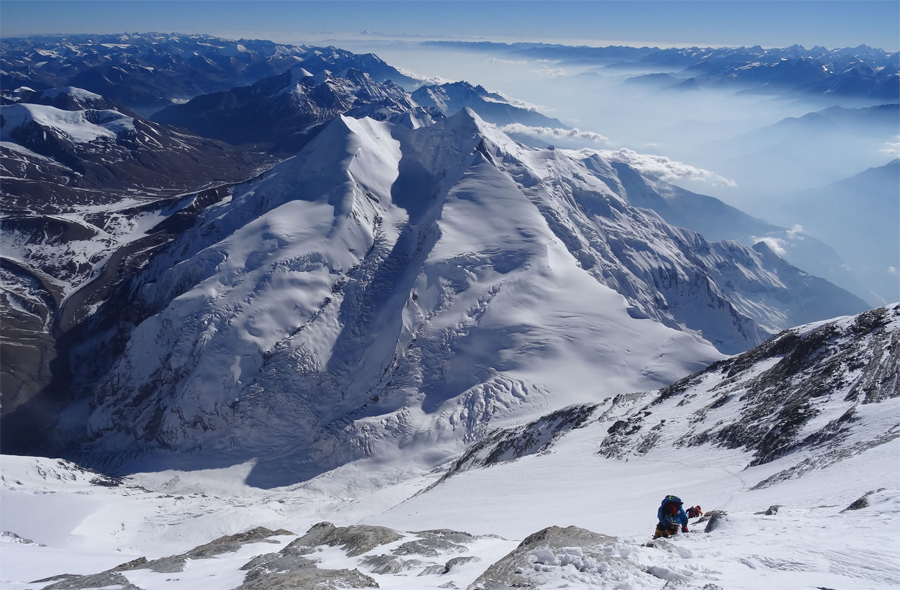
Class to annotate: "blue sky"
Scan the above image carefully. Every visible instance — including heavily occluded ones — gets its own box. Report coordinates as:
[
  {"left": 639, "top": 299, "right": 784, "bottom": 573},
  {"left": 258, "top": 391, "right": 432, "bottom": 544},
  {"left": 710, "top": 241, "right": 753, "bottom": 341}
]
[{"left": 2, "top": 1, "right": 898, "bottom": 51}]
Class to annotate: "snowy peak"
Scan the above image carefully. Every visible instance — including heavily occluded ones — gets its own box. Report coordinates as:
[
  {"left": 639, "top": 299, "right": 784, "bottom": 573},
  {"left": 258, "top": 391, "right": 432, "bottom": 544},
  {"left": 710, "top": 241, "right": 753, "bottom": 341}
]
[
  {"left": 1, "top": 102, "right": 134, "bottom": 145},
  {"left": 20, "top": 113, "right": 868, "bottom": 488},
  {"left": 411, "top": 81, "right": 567, "bottom": 129},
  {"left": 1, "top": 85, "right": 126, "bottom": 113},
  {"left": 45, "top": 112, "right": 729, "bottom": 483}
]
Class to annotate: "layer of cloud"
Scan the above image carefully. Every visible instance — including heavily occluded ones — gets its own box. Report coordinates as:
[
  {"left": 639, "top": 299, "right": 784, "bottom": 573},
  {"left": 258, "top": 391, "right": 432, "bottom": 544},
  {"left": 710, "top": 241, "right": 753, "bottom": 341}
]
[
  {"left": 482, "top": 90, "right": 554, "bottom": 114},
  {"left": 593, "top": 147, "right": 737, "bottom": 187},
  {"left": 500, "top": 123, "right": 609, "bottom": 144},
  {"left": 533, "top": 67, "right": 566, "bottom": 78},
  {"left": 786, "top": 224, "right": 805, "bottom": 239},
  {"left": 753, "top": 236, "right": 788, "bottom": 257},
  {"left": 751, "top": 224, "right": 806, "bottom": 258},
  {"left": 486, "top": 57, "right": 528, "bottom": 65},
  {"left": 879, "top": 136, "right": 900, "bottom": 158},
  {"left": 396, "top": 67, "right": 454, "bottom": 87}
]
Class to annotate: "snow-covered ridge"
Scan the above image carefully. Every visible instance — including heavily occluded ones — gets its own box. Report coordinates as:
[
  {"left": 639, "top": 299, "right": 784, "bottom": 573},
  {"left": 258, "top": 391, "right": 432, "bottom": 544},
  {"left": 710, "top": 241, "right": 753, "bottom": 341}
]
[
  {"left": 445, "top": 304, "right": 899, "bottom": 485},
  {"left": 0, "top": 103, "right": 134, "bottom": 144}
]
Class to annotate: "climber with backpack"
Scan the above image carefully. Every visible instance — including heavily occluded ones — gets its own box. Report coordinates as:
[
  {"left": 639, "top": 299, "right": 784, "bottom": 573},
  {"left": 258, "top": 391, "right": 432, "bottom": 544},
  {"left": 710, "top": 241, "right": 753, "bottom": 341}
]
[
  {"left": 654, "top": 494, "right": 690, "bottom": 538},
  {"left": 686, "top": 505, "right": 703, "bottom": 519}
]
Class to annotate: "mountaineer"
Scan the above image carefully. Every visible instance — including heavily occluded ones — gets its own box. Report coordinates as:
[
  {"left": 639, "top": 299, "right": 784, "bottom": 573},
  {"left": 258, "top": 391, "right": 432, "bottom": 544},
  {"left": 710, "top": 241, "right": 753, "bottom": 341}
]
[{"left": 654, "top": 494, "right": 690, "bottom": 538}]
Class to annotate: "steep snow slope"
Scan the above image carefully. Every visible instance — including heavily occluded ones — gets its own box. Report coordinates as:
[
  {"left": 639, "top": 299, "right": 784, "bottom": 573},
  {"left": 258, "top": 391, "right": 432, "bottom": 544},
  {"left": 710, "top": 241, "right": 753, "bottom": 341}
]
[
  {"left": 33, "top": 111, "right": 865, "bottom": 488},
  {"left": 437, "top": 304, "right": 899, "bottom": 484}
]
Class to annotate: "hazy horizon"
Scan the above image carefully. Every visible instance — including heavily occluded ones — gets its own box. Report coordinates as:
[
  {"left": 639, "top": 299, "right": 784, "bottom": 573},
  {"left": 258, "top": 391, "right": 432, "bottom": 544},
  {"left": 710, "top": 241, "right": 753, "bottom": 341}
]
[{"left": 3, "top": 1, "right": 899, "bottom": 52}]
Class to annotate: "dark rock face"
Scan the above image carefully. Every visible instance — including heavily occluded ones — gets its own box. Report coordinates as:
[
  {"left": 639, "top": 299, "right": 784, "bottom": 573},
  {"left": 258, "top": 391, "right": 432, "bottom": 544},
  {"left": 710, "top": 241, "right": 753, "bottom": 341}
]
[
  {"left": 436, "top": 404, "right": 599, "bottom": 484},
  {"left": 598, "top": 304, "right": 900, "bottom": 472},
  {"left": 286, "top": 521, "right": 403, "bottom": 557},
  {"left": 469, "top": 525, "right": 635, "bottom": 590},
  {"left": 237, "top": 557, "right": 378, "bottom": 590},
  {"left": 33, "top": 524, "right": 379, "bottom": 590},
  {"left": 114, "top": 526, "right": 293, "bottom": 574},
  {"left": 36, "top": 572, "right": 143, "bottom": 590},
  {"left": 841, "top": 488, "right": 885, "bottom": 512},
  {"left": 703, "top": 511, "right": 729, "bottom": 533}
]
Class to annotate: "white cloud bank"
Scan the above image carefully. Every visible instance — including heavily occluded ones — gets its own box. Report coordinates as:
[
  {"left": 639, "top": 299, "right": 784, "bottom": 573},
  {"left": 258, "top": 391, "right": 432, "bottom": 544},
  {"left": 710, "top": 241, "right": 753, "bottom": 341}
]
[
  {"left": 500, "top": 123, "right": 609, "bottom": 144},
  {"left": 484, "top": 90, "right": 553, "bottom": 114},
  {"left": 486, "top": 57, "right": 528, "bottom": 65},
  {"left": 593, "top": 147, "right": 737, "bottom": 187},
  {"left": 879, "top": 136, "right": 900, "bottom": 158},
  {"left": 752, "top": 225, "right": 806, "bottom": 258},
  {"left": 532, "top": 67, "right": 566, "bottom": 78}
]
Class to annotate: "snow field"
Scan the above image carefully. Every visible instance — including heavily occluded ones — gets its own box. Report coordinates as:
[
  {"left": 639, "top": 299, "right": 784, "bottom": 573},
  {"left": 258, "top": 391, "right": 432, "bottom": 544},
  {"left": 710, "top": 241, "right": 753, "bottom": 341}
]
[{"left": 2, "top": 409, "right": 897, "bottom": 589}]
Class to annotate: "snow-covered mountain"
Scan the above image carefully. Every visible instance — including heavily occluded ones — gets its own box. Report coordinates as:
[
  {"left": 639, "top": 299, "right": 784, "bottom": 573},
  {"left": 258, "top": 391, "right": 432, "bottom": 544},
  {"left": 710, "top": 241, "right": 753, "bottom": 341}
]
[
  {"left": 151, "top": 72, "right": 569, "bottom": 154},
  {"left": 0, "top": 99, "right": 266, "bottom": 210},
  {"left": 411, "top": 81, "right": 566, "bottom": 128},
  {"left": 584, "top": 155, "right": 875, "bottom": 306},
  {"left": 1, "top": 85, "right": 128, "bottom": 112},
  {"left": 12, "top": 110, "right": 865, "bottom": 488},
  {"left": 0, "top": 90, "right": 271, "bottom": 437},
  {"left": 0, "top": 33, "right": 417, "bottom": 115},
  {"left": 152, "top": 67, "right": 441, "bottom": 152}
]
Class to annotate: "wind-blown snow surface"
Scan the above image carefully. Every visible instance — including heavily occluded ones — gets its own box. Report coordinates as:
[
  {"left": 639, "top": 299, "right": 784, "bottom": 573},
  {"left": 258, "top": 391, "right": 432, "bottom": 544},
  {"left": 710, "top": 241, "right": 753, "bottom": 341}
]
[{"left": 51, "top": 110, "right": 864, "bottom": 487}]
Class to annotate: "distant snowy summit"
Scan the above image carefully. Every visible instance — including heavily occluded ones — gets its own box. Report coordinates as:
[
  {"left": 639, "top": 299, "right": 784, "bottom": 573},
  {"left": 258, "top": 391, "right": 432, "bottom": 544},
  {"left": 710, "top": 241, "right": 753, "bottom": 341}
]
[{"left": 15, "top": 110, "right": 865, "bottom": 486}]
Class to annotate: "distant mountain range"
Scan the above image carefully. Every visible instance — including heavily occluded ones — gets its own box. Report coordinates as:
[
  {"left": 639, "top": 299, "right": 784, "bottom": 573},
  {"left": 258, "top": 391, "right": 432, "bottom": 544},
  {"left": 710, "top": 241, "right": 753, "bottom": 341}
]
[
  {"left": 152, "top": 67, "right": 439, "bottom": 152},
  {"left": 151, "top": 68, "right": 566, "bottom": 153},
  {"left": 427, "top": 41, "right": 900, "bottom": 101},
  {"left": 0, "top": 33, "right": 417, "bottom": 116}
]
